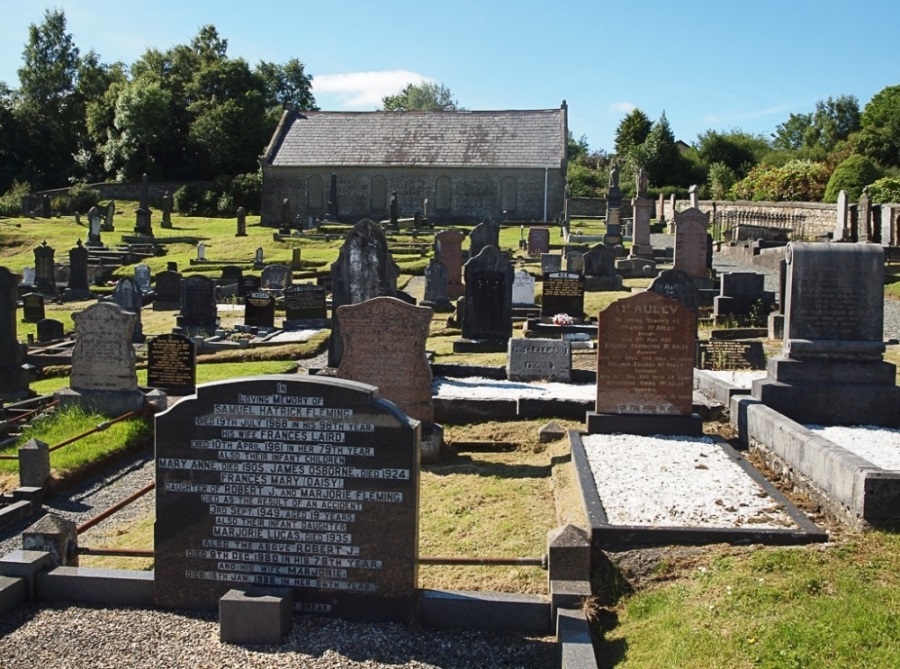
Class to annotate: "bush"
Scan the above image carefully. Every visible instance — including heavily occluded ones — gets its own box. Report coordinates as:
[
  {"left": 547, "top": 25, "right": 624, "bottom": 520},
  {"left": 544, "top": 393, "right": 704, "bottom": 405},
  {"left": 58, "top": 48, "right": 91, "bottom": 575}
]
[
  {"left": 231, "top": 171, "right": 262, "bottom": 213},
  {"left": 732, "top": 160, "right": 830, "bottom": 202},
  {"left": 823, "top": 154, "right": 882, "bottom": 202},
  {"left": 173, "top": 183, "right": 202, "bottom": 215},
  {"left": 68, "top": 182, "right": 101, "bottom": 213},
  {"left": 708, "top": 162, "right": 736, "bottom": 199},
  {"left": 0, "top": 181, "right": 32, "bottom": 217},
  {"left": 867, "top": 177, "right": 900, "bottom": 203}
]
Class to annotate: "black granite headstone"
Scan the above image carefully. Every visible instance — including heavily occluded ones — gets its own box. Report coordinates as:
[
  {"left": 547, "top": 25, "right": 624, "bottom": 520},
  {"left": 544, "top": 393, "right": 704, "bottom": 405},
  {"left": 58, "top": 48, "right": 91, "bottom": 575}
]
[
  {"left": 284, "top": 284, "right": 327, "bottom": 321},
  {"left": 261, "top": 264, "right": 292, "bottom": 291},
  {"left": 461, "top": 245, "right": 513, "bottom": 342},
  {"left": 33, "top": 241, "right": 55, "bottom": 292},
  {"left": 154, "top": 375, "right": 420, "bottom": 619},
  {"left": 220, "top": 266, "right": 244, "bottom": 288},
  {"left": 540, "top": 271, "right": 585, "bottom": 320},
  {"left": 0, "top": 267, "right": 30, "bottom": 399},
  {"left": 147, "top": 333, "right": 196, "bottom": 395},
  {"left": 244, "top": 291, "right": 276, "bottom": 328},
  {"left": 154, "top": 270, "right": 182, "bottom": 310},
  {"left": 21, "top": 293, "right": 45, "bottom": 323},
  {"left": 649, "top": 269, "right": 701, "bottom": 315},
  {"left": 177, "top": 276, "right": 217, "bottom": 331},
  {"left": 468, "top": 220, "right": 500, "bottom": 258},
  {"left": 239, "top": 275, "right": 261, "bottom": 298},
  {"left": 696, "top": 340, "right": 766, "bottom": 370},
  {"left": 36, "top": 318, "right": 65, "bottom": 342},
  {"left": 328, "top": 219, "right": 398, "bottom": 367},
  {"left": 67, "top": 240, "right": 90, "bottom": 292}
]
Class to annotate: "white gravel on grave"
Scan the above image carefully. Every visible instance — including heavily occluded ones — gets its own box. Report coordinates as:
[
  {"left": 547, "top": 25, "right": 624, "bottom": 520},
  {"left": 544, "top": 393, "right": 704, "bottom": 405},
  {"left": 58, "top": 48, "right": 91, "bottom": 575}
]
[
  {"left": 432, "top": 377, "right": 595, "bottom": 400},
  {"left": 701, "top": 370, "right": 767, "bottom": 388},
  {"left": 264, "top": 328, "right": 324, "bottom": 343},
  {"left": 582, "top": 434, "right": 797, "bottom": 529},
  {"left": 808, "top": 425, "right": 900, "bottom": 471}
]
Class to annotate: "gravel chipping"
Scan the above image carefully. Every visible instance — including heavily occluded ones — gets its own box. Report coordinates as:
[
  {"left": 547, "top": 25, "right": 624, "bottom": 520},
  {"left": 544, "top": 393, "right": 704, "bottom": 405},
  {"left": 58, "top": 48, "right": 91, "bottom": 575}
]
[
  {"left": 433, "top": 377, "right": 594, "bottom": 400},
  {"left": 0, "top": 603, "right": 556, "bottom": 669},
  {"left": 582, "top": 434, "right": 796, "bottom": 528},
  {"left": 701, "top": 370, "right": 767, "bottom": 388},
  {"left": 808, "top": 425, "right": 900, "bottom": 471}
]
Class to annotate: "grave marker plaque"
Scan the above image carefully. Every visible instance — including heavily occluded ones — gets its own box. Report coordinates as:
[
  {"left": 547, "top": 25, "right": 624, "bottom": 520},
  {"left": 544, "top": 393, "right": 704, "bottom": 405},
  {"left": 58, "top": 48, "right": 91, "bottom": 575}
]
[
  {"left": 527, "top": 227, "right": 550, "bottom": 258},
  {"left": 178, "top": 276, "right": 217, "bottom": 331},
  {"left": 244, "top": 291, "right": 276, "bottom": 328},
  {"left": 541, "top": 272, "right": 585, "bottom": 319},
  {"left": 673, "top": 208, "right": 710, "bottom": 279},
  {"left": 511, "top": 270, "right": 536, "bottom": 306},
  {"left": 148, "top": 334, "right": 196, "bottom": 395},
  {"left": 696, "top": 340, "right": 766, "bottom": 370},
  {"left": 261, "top": 264, "right": 292, "bottom": 291},
  {"left": 154, "top": 375, "right": 420, "bottom": 620},
  {"left": 37, "top": 318, "right": 64, "bottom": 342},
  {"left": 596, "top": 291, "right": 695, "bottom": 416},
  {"left": 460, "top": 246, "right": 513, "bottom": 342},
  {"left": 284, "top": 284, "right": 327, "bottom": 321},
  {"left": 507, "top": 338, "right": 571, "bottom": 382},
  {"left": 22, "top": 293, "right": 45, "bottom": 323}
]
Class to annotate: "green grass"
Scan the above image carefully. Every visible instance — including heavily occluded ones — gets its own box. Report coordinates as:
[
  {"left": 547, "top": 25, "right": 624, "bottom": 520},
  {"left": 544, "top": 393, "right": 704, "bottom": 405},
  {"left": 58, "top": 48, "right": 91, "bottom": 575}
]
[
  {"left": 596, "top": 534, "right": 900, "bottom": 668},
  {"left": 0, "top": 404, "right": 151, "bottom": 483}
]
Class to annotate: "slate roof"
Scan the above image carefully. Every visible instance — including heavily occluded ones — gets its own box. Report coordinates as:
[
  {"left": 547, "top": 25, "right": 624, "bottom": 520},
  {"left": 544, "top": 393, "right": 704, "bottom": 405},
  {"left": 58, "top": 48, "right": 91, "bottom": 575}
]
[{"left": 264, "top": 109, "right": 566, "bottom": 169}]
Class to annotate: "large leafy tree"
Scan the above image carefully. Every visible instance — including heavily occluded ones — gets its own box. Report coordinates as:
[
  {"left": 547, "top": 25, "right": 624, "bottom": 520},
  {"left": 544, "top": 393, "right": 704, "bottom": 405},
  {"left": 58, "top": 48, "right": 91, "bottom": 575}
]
[
  {"left": 613, "top": 108, "right": 652, "bottom": 156},
  {"left": 695, "top": 130, "right": 770, "bottom": 178},
  {"left": 381, "top": 82, "right": 461, "bottom": 111},
  {"left": 857, "top": 85, "right": 900, "bottom": 168},
  {"left": 101, "top": 78, "right": 172, "bottom": 179},
  {"left": 772, "top": 96, "right": 860, "bottom": 159},
  {"left": 255, "top": 58, "right": 318, "bottom": 125}
]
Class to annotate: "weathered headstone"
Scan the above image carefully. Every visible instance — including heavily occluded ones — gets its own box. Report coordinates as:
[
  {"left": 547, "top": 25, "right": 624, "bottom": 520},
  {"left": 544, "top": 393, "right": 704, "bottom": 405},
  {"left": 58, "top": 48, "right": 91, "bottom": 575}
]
[
  {"left": 65, "top": 239, "right": 91, "bottom": 298},
  {"left": 338, "top": 297, "right": 433, "bottom": 423},
  {"left": 456, "top": 245, "right": 513, "bottom": 351},
  {"left": 541, "top": 272, "right": 585, "bottom": 320},
  {"left": 147, "top": 333, "right": 196, "bottom": 395},
  {"left": 422, "top": 259, "right": 452, "bottom": 312},
  {"left": 631, "top": 195, "right": 654, "bottom": 257},
  {"left": 713, "top": 272, "right": 774, "bottom": 323},
  {"left": 161, "top": 191, "right": 173, "bottom": 229},
  {"left": 291, "top": 248, "right": 302, "bottom": 270},
  {"left": 220, "top": 266, "right": 243, "bottom": 289},
  {"left": 134, "top": 264, "right": 152, "bottom": 294},
  {"left": 236, "top": 206, "right": 247, "bottom": 237},
  {"left": 244, "top": 291, "right": 276, "bottom": 328},
  {"left": 541, "top": 253, "right": 562, "bottom": 275},
  {"left": 239, "top": 275, "right": 261, "bottom": 298},
  {"left": 648, "top": 269, "right": 700, "bottom": 315},
  {"left": 328, "top": 219, "right": 398, "bottom": 367},
  {"left": 588, "top": 291, "right": 701, "bottom": 435},
  {"left": 434, "top": 230, "right": 465, "bottom": 299},
  {"left": 33, "top": 241, "right": 56, "bottom": 293},
  {"left": 566, "top": 252, "right": 584, "bottom": 274},
  {"left": 283, "top": 284, "right": 328, "bottom": 325},
  {"left": 177, "top": 275, "right": 217, "bottom": 332},
  {"left": 0, "top": 268, "right": 30, "bottom": 399},
  {"left": 57, "top": 302, "right": 145, "bottom": 415},
  {"left": 134, "top": 173, "right": 153, "bottom": 237},
  {"left": 527, "top": 228, "right": 550, "bottom": 258},
  {"left": 469, "top": 220, "right": 500, "bottom": 258},
  {"left": 153, "top": 270, "right": 182, "bottom": 311},
  {"left": 261, "top": 264, "right": 292, "bottom": 292},
  {"left": 673, "top": 207, "right": 710, "bottom": 280},
  {"left": 87, "top": 206, "right": 102, "bottom": 247},
  {"left": 834, "top": 190, "right": 849, "bottom": 241},
  {"left": 512, "top": 270, "right": 536, "bottom": 307},
  {"left": 112, "top": 277, "right": 145, "bottom": 343},
  {"left": 858, "top": 190, "right": 871, "bottom": 243},
  {"left": 21, "top": 267, "right": 35, "bottom": 287},
  {"left": 36, "top": 318, "right": 65, "bottom": 343},
  {"left": 507, "top": 338, "right": 571, "bottom": 382},
  {"left": 21, "top": 293, "right": 45, "bottom": 323},
  {"left": 582, "top": 243, "right": 622, "bottom": 291},
  {"left": 752, "top": 243, "right": 900, "bottom": 425},
  {"left": 103, "top": 201, "right": 115, "bottom": 231},
  {"left": 154, "top": 375, "right": 420, "bottom": 619}
]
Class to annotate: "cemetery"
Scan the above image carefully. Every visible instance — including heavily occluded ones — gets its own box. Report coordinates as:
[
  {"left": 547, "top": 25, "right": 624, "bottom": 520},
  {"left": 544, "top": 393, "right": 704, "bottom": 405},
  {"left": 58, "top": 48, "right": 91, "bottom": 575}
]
[{"left": 0, "top": 180, "right": 898, "bottom": 667}]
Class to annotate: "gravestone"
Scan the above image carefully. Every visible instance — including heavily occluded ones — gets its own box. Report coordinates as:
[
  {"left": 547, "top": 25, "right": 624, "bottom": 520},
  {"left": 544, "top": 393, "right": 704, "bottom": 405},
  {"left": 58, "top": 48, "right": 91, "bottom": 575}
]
[
  {"left": 507, "top": 338, "right": 571, "bottom": 382},
  {"left": 65, "top": 239, "right": 91, "bottom": 299},
  {"left": 648, "top": 269, "right": 700, "bottom": 315},
  {"left": 134, "top": 264, "right": 152, "bottom": 294},
  {"left": 657, "top": 192, "right": 666, "bottom": 224},
  {"left": 469, "top": 220, "right": 500, "bottom": 258},
  {"left": 434, "top": 230, "right": 465, "bottom": 299},
  {"left": 177, "top": 275, "right": 217, "bottom": 333},
  {"left": 112, "top": 277, "right": 145, "bottom": 343},
  {"left": 834, "top": 190, "right": 848, "bottom": 241},
  {"left": 244, "top": 291, "right": 276, "bottom": 328},
  {"left": 631, "top": 195, "right": 654, "bottom": 258},
  {"left": 196, "top": 243, "right": 206, "bottom": 262},
  {"left": 37, "top": 318, "right": 65, "bottom": 343},
  {"left": 255, "top": 247, "right": 264, "bottom": 267},
  {"left": 0, "top": 268, "right": 30, "bottom": 399},
  {"left": 33, "top": 241, "right": 56, "bottom": 293},
  {"left": 134, "top": 173, "right": 153, "bottom": 237},
  {"left": 87, "top": 207, "right": 102, "bottom": 247},
  {"left": 673, "top": 207, "right": 711, "bottom": 281},
  {"left": 21, "top": 267, "right": 35, "bottom": 287},
  {"left": 147, "top": 333, "right": 196, "bottom": 395},
  {"left": 881, "top": 204, "right": 896, "bottom": 247},
  {"left": 455, "top": 245, "right": 513, "bottom": 352},
  {"left": 389, "top": 191, "right": 399, "bottom": 227},
  {"left": 582, "top": 243, "right": 622, "bottom": 291},
  {"left": 291, "top": 248, "right": 302, "bottom": 270},
  {"left": 667, "top": 194, "right": 676, "bottom": 232},
  {"left": 21, "top": 293, "right": 45, "bottom": 323},
  {"left": 261, "top": 264, "right": 292, "bottom": 292},
  {"left": 713, "top": 272, "right": 774, "bottom": 323},
  {"left": 326, "top": 173, "right": 339, "bottom": 220},
  {"left": 858, "top": 190, "right": 871, "bottom": 243},
  {"left": 337, "top": 297, "right": 434, "bottom": 423},
  {"left": 239, "top": 275, "right": 261, "bottom": 298},
  {"left": 161, "top": 191, "right": 173, "bottom": 229},
  {"left": 236, "top": 206, "right": 247, "bottom": 237},
  {"left": 283, "top": 284, "right": 328, "bottom": 325},
  {"left": 153, "top": 270, "right": 182, "bottom": 311},
  {"left": 56, "top": 302, "right": 145, "bottom": 415},
  {"left": 41, "top": 194, "right": 50, "bottom": 218},
  {"left": 422, "top": 259, "right": 452, "bottom": 312},
  {"left": 588, "top": 291, "right": 701, "bottom": 435},
  {"left": 566, "top": 252, "right": 584, "bottom": 274},
  {"left": 154, "top": 375, "right": 420, "bottom": 619},
  {"left": 220, "top": 266, "right": 243, "bottom": 289},
  {"left": 280, "top": 198, "right": 291, "bottom": 234},
  {"left": 752, "top": 243, "right": 900, "bottom": 426},
  {"left": 696, "top": 340, "right": 766, "bottom": 370},
  {"left": 541, "top": 272, "right": 585, "bottom": 320},
  {"left": 511, "top": 270, "right": 536, "bottom": 307},
  {"left": 689, "top": 184, "right": 699, "bottom": 208},
  {"left": 527, "top": 228, "right": 550, "bottom": 258},
  {"left": 103, "top": 201, "right": 115, "bottom": 231},
  {"left": 541, "top": 253, "right": 562, "bottom": 275},
  {"left": 328, "top": 219, "right": 398, "bottom": 367}
]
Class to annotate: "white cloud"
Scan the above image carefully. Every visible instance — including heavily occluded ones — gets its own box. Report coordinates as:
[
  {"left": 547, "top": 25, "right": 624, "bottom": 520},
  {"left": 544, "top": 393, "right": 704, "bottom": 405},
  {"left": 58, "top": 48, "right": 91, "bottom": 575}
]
[
  {"left": 608, "top": 101, "right": 636, "bottom": 114},
  {"left": 312, "top": 70, "right": 434, "bottom": 109}
]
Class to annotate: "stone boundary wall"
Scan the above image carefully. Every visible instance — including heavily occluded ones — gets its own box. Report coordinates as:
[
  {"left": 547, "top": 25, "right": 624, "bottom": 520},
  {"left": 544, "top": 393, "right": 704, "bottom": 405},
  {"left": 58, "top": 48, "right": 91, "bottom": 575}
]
[
  {"left": 662, "top": 199, "right": 836, "bottom": 240},
  {"left": 565, "top": 197, "right": 632, "bottom": 219},
  {"left": 36, "top": 181, "right": 216, "bottom": 208}
]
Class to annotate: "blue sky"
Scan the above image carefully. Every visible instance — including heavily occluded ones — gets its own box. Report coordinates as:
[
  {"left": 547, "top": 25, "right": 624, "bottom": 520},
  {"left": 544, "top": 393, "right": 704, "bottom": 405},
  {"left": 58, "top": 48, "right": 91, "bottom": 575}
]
[{"left": 2, "top": 0, "right": 899, "bottom": 153}]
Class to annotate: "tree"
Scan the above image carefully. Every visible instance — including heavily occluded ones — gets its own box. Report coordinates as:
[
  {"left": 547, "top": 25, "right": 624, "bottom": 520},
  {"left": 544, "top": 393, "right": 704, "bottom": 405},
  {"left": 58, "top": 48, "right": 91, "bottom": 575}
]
[
  {"left": 640, "top": 112, "right": 681, "bottom": 184},
  {"left": 808, "top": 95, "right": 860, "bottom": 152},
  {"left": 102, "top": 78, "right": 172, "bottom": 178},
  {"left": 772, "top": 112, "right": 813, "bottom": 151},
  {"left": 857, "top": 85, "right": 900, "bottom": 167},
  {"left": 696, "top": 130, "right": 769, "bottom": 178},
  {"left": 733, "top": 160, "right": 830, "bottom": 202},
  {"left": 255, "top": 58, "right": 317, "bottom": 125},
  {"left": 613, "top": 108, "right": 652, "bottom": 156},
  {"left": 822, "top": 154, "right": 881, "bottom": 202},
  {"left": 381, "top": 82, "right": 461, "bottom": 111}
]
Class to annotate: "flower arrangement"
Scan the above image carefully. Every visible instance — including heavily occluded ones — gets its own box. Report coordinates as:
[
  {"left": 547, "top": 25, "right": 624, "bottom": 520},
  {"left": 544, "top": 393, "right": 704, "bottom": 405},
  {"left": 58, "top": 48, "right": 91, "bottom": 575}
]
[{"left": 553, "top": 313, "right": 574, "bottom": 326}]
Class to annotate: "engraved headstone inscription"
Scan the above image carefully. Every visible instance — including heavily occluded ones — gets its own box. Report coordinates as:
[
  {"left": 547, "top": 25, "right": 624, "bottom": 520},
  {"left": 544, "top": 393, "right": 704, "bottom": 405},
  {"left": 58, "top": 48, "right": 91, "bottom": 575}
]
[
  {"left": 283, "top": 284, "right": 327, "bottom": 324},
  {"left": 154, "top": 375, "right": 421, "bottom": 620},
  {"left": 36, "top": 318, "right": 65, "bottom": 343},
  {"left": 540, "top": 271, "right": 585, "bottom": 320},
  {"left": 458, "top": 245, "right": 513, "bottom": 346},
  {"left": 21, "top": 293, "right": 45, "bottom": 323},
  {"left": 511, "top": 270, "right": 536, "bottom": 307},
  {"left": 649, "top": 269, "right": 700, "bottom": 316},
  {"left": 673, "top": 207, "right": 710, "bottom": 280},
  {"left": 177, "top": 275, "right": 217, "bottom": 332},
  {"left": 148, "top": 333, "right": 196, "bottom": 395},
  {"left": 244, "top": 291, "right": 276, "bottom": 328},
  {"left": 507, "top": 338, "right": 571, "bottom": 382},
  {"left": 434, "top": 230, "right": 464, "bottom": 299},
  {"left": 527, "top": 228, "right": 550, "bottom": 258},
  {"left": 261, "top": 264, "right": 293, "bottom": 292}
]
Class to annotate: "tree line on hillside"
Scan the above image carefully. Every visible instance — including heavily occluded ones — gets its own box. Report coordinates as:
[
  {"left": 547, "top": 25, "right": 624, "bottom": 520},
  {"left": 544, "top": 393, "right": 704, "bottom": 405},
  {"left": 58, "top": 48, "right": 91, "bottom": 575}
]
[{"left": 568, "top": 88, "right": 900, "bottom": 206}]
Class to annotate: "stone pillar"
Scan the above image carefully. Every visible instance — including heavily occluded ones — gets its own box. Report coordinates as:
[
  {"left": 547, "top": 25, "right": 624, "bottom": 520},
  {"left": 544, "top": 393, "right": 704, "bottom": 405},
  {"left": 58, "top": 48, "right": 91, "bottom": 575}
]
[
  {"left": 18, "top": 438, "right": 50, "bottom": 488},
  {"left": 236, "top": 207, "right": 247, "bottom": 237},
  {"left": 23, "top": 514, "right": 78, "bottom": 567}
]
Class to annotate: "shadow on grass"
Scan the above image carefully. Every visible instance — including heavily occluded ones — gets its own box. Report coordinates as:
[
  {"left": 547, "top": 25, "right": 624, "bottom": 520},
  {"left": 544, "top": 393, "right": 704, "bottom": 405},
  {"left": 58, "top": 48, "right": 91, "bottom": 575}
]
[{"left": 423, "top": 450, "right": 550, "bottom": 480}]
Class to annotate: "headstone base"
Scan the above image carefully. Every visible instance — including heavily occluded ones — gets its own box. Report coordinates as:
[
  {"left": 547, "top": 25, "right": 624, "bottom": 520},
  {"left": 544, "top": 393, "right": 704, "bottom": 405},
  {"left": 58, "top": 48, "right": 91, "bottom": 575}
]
[
  {"left": 767, "top": 313, "right": 785, "bottom": 340},
  {"left": 219, "top": 588, "right": 292, "bottom": 645},
  {"left": 583, "top": 275, "right": 623, "bottom": 292},
  {"left": 452, "top": 338, "right": 508, "bottom": 353},
  {"left": 615, "top": 257, "right": 656, "bottom": 278},
  {"left": 585, "top": 412, "right": 704, "bottom": 436},
  {"left": 752, "top": 357, "right": 900, "bottom": 427},
  {"left": 629, "top": 244, "right": 655, "bottom": 259},
  {"left": 55, "top": 388, "right": 147, "bottom": 417},
  {"left": 282, "top": 318, "right": 330, "bottom": 331}
]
